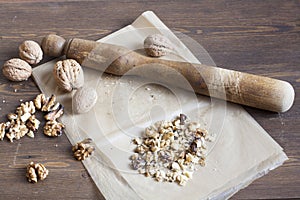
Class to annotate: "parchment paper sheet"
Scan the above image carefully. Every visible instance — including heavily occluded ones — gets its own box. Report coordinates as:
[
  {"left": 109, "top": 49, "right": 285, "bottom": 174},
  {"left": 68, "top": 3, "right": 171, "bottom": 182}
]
[{"left": 32, "top": 11, "right": 287, "bottom": 200}]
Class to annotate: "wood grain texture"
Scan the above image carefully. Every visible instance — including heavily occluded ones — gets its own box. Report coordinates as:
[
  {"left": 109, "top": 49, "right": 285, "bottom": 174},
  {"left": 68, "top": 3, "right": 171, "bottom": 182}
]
[{"left": 0, "top": 1, "right": 299, "bottom": 199}]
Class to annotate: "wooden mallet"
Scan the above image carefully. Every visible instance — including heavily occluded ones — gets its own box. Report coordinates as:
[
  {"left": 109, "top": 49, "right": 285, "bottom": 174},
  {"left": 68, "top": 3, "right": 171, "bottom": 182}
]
[{"left": 41, "top": 34, "right": 295, "bottom": 112}]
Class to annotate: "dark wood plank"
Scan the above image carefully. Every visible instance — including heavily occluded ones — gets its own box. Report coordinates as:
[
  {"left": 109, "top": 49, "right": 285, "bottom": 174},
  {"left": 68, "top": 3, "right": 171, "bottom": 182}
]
[{"left": 0, "top": 0, "right": 299, "bottom": 199}]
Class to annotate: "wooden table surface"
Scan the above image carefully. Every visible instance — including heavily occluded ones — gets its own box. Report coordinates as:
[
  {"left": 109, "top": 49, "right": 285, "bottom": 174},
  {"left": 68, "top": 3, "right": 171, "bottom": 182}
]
[{"left": 0, "top": 1, "right": 299, "bottom": 199}]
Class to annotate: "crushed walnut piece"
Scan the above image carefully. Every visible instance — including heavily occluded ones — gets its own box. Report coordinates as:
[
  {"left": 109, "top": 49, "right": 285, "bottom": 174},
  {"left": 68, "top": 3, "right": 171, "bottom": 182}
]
[
  {"left": 26, "top": 162, "right": 49, "bottom": 183},
  {"left": 72, "top": 138, "right": 95, "bottom": 161},
  {"left": 0, "top": 93, "right": 65, "bottom": 142},
  {"left": 26, "top": 163, "right": 38, "bottom": 183},
  {"left": 130, "top": 114, "right": 215, "bottom": 186},
  {"left": 0, "top": 122, "right": 9, "bottom": 140},
  {"left": 26, "top": 115, "right": 40, "bottom": 132}
]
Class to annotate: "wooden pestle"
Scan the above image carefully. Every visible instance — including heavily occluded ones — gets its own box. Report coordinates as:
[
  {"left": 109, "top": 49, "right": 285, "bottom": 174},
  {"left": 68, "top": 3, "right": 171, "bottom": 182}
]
[{"left": 41, "top": 34, "right": 295, "bottom": 112}]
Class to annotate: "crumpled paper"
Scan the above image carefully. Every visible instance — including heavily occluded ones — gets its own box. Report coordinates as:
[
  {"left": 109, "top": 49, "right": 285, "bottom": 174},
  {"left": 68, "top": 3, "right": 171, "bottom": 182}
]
[{"left": 32, "top": 11, "right": 287, "bottom": 200}]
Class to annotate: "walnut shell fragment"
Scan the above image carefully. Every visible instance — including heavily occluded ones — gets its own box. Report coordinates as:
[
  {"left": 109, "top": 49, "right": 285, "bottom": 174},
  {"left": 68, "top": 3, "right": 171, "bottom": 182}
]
[
  {"left": 2, "top": 58, "right": 32, "bottom": 81},
  {"left": 26, "top": 162, "right": 49, "bottom": 183},
  {"left": 72, "top": 138, "right": 95, "bottom": 161},
  {"left": 72, "top": 86, "right": 97, "bottom": 114},
  {"left": 19, "top": 40, "right": 43, "bottom": 65},
  {"left": 144, "top": 34, "right": 174, "bottom": 57},
  {"left": 53, "top": 59, "right": 84, "bottom": 92}
]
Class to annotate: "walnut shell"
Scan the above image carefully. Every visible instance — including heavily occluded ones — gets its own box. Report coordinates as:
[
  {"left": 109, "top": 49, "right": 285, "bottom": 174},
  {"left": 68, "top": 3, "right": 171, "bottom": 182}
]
[
  {"left": 72, "top": 86, "right": 97, "bottom": 114},
  {"left": 53, "top": 59, "right": 84, "bottom": 92},
  {"left": 144, "top": 34, "right": 174, "bottom": 57},
  {"left": 2, "top": 58, "right": 32, "bottom": 81},
  {"left": 19, "top": 40, "right": 43, "bottom": 65}
]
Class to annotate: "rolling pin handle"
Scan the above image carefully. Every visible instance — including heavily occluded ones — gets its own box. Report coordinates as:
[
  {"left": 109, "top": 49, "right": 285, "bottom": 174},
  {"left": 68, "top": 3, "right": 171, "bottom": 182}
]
[{"left": 41, "top": 34, "right": 69, "bottom": 57}]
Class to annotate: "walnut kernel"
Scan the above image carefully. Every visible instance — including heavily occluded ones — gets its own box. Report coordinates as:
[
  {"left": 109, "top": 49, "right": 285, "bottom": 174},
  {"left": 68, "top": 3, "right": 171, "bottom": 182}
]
[
  {"left": 43, "top": 120, "right": 64, "bottom": 137},
  {"left": 72, "top": 138, "right": 95, "bottom": 161},
  {"left": 26, "top": 115, "right": 40, "bottom": 132},
  {"left": 44, "top": 104, "right": 64, "bottom": 121},
  {"left": 34, "top": 93, "right": 47, "bottom": 110},
  {"left": 0, "top": 123, "right": 7, "bottom": 140},
  {"left": 41, "top": 94, "right": 56, "bottom": 112},
  {"left": 26, "top": 164, "right": 38, "bottom": 183},
  {"left": 26, "top": 162, "right": 49, "bottom": 183},
  {"left": 6, "top": 119, "right": 29, "bottom": 142}
]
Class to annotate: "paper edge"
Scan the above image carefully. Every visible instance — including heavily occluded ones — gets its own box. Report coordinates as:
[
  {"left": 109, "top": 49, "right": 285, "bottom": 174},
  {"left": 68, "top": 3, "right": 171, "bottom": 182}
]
[{"left": 210, "top": 152, "right": 288, "bottom": 200}]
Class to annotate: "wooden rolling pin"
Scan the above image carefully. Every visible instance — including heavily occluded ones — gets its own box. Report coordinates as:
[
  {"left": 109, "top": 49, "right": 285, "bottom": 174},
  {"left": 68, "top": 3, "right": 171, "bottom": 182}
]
[{"left": 41, "top": 34, "right": 295, "bottom": 112}]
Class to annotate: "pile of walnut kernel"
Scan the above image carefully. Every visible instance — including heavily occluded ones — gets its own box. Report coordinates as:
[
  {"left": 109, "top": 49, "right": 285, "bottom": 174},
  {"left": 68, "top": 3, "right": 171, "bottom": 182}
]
[
  {"left": 130, "top": 114, "right": 215, "bottom": 186},
  {"left": 0, "top": 93, "right": 64, "bottom": 142}
]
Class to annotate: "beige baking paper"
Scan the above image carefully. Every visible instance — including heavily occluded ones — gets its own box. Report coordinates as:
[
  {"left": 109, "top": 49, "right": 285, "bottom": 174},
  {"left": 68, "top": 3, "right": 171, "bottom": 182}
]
[{"left": 32, "top": 11, "right": 288, "bottom": 200}]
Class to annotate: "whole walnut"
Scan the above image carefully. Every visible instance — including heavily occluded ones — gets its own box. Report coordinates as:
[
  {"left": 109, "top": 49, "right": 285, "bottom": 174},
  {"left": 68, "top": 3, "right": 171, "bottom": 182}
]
[
  {"left": 144, "top": 34, "right": 174, "bottom": 57},
  {"left": 53, "top": 59, "right": 84, "bottom": 92},
  {"left": 73, "top": 86, "right": 98, "bottom": 114},
  {"left": 2, "top": 58, "right": 32, "bottom": 81},
  {"left": 19, "top": 40, "right": 43, "bottom": 65}
]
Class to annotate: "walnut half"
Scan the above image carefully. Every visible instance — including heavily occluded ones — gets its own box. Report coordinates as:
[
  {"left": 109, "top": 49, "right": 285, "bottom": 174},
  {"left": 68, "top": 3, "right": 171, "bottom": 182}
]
[
  {"left": 26, "top": 162, "right": 49, "bottom": 183},
  {"left": 43, "top": 120, "right": 64, "bottom": 137},
  {"left": 72, "top": 138, "right": 95, "bottom": 161}
]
